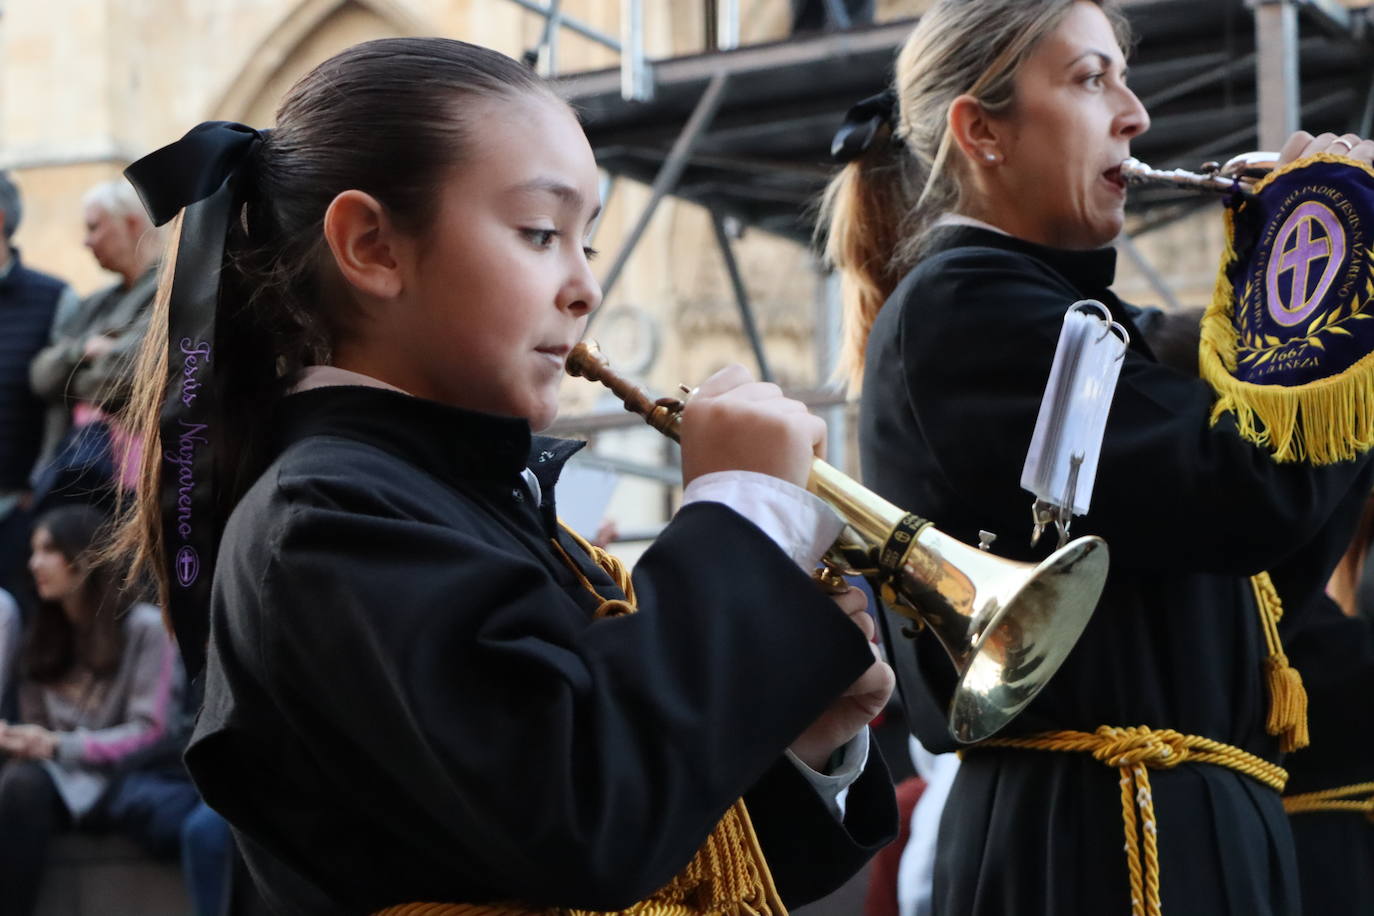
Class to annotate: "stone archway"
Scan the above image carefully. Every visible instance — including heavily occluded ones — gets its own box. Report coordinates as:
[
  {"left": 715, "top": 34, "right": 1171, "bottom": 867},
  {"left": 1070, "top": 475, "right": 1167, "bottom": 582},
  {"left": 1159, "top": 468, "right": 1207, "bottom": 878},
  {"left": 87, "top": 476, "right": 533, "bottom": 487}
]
[{"left": 211, "top": 0, "right": 433, "bottom": 125}]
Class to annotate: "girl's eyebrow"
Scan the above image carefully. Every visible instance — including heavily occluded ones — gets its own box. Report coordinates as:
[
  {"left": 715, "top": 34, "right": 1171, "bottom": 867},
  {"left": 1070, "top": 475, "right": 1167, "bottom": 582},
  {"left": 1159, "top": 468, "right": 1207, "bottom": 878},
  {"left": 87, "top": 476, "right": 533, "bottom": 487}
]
[{"left": 510, "top": 177, "right": 602, "bottom": 221}]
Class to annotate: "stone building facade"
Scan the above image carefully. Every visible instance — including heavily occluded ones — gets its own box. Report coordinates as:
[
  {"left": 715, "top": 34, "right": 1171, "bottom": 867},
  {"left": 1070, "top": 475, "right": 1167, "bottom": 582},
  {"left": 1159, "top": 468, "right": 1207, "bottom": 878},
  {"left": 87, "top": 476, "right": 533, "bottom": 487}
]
[{"left": 1, "top": 0, "right": 1366, "bottom": 535}]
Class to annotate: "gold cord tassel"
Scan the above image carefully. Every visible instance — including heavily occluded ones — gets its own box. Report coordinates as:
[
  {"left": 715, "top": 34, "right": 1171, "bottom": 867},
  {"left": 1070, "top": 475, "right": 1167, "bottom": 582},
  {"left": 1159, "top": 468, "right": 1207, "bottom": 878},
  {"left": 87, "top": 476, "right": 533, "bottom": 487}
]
[{"left": 1251, "top": 572, "right": 1309, "bottom": 752}]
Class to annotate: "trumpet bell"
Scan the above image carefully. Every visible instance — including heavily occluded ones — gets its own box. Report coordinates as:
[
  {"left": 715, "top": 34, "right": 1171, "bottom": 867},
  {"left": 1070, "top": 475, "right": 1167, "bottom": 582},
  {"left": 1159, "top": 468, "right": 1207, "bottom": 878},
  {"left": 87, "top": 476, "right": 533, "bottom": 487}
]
[{"left": 914, "top": 533, "right": 1108, "bottom": 742}]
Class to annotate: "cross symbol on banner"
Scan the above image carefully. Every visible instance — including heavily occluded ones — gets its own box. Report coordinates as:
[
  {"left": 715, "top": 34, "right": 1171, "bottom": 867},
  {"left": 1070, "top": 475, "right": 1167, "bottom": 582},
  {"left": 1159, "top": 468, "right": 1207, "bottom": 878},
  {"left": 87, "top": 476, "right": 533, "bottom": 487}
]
[{"left": 1276, "top": 216, "right": 1332, "bottom": 311}]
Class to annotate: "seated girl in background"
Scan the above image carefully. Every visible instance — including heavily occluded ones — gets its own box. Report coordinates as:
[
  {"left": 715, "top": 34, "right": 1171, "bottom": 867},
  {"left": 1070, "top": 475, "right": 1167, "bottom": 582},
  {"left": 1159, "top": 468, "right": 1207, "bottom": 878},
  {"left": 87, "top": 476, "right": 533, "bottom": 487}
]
[
  {"left": 0, "top": 503, "right": 182, "bottom": 916},
  {"left": 116, "top": 37, "right": 897, "bottom": 915}
]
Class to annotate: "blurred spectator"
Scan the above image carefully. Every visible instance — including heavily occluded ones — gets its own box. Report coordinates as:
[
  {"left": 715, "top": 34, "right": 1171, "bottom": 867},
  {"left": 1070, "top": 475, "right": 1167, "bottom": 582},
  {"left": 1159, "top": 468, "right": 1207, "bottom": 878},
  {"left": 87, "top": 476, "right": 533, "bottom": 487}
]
[
  {"left": 0, "top": 171, "right": 78, "bottom": 610},
  {"left": 181, "top": 800, "right": 234, "bottom": 916},
  {"left": 29, "top": 179, "right": 159, "bottom": 509},
  {"left": 0, "top": 588, "right": 19, "bottom": 719},
  {"left": 0, "top": 504, "right": 182, "bottom": 916}
]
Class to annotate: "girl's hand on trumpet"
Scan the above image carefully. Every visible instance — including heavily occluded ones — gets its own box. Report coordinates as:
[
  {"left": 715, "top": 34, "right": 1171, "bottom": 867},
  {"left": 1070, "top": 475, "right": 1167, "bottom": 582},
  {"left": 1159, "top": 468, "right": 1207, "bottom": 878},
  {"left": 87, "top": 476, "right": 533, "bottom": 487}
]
[
  {"left": 677, "top": 364, "right": 896, "bottom": 770},
  {"left": 1280, "top": 130, "right": 1374, "bottom": 166},
  {"left": 679, "top": 363, "right": 827, "bottom": 490},
  {"left": 789, "top": 586, "right": 896, "bottom": 772}
]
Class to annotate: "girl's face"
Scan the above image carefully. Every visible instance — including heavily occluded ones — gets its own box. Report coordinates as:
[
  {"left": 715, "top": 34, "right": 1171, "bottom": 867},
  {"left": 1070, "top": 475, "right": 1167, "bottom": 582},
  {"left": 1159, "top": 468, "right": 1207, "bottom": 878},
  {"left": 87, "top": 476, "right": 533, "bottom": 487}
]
[
  {"left": 989, "top": 1, "right": 1150, "bottom": 249},
  {"left": 29, "top": 527, "right": 83, "bottom": 607},
  {"left": 387, "top": 93, "right": 603, "bottom": 430}
]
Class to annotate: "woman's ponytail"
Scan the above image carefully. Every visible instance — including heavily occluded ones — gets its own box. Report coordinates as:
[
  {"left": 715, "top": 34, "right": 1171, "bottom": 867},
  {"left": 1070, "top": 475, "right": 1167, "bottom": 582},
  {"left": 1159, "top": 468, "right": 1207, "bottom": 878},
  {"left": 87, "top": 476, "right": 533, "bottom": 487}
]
[{"left": 818, "top": 133, "right": 916, "bottom": 393}]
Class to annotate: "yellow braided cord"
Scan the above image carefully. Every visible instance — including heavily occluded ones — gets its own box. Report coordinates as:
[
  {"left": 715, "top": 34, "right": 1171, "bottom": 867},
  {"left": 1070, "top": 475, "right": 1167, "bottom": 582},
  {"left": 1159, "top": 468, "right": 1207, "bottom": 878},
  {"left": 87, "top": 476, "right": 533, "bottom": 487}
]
[
  {"left": 1284, "top": 782, "right": 1374, "bottom": 820},
  {"left": 375, "top": 530, "right": 786, "bottom": 916},
  {"left": 1116, "top": 765, "right": 1145, "bottom": 916},
  {"left": 1250, "top": 572, "right": 1309, "bottom": 751},
  {"left": 979, "top": 726, "right": 1289, "bottom": 916},
  {"left": 556, "top": 522, "right": 638, "bottom": 618}
]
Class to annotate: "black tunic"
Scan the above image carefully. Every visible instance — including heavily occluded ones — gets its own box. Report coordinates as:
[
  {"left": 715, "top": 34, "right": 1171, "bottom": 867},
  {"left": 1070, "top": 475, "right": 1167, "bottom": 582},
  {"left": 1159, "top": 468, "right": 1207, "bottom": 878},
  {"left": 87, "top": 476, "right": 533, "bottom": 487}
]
[
  {"left": 1281, "top": 594, "right": 1374, "bottom": 914},
  {"left": 858, "top": 226, "right": 1374, "bottom": 916},
  {"left": 186, "top": 385, "right": 897, "bottom": 915}
]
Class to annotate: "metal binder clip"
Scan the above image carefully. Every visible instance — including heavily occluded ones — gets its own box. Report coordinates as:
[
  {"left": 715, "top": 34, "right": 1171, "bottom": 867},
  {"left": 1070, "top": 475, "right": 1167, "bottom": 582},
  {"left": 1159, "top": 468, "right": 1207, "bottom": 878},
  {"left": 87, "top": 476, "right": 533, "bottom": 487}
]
[
  {"left": 1030, "top": 499, "right": 1056, "bottom": 548},
  {"left": 1072, "top": 299, "right": 1131, "bottom": 358},
  {"left": 1054, "top": 454, "right": 1084, "bottom": 549},
  {"left": 1031, "top": 454, "right": 1082, "bottom": 550}
]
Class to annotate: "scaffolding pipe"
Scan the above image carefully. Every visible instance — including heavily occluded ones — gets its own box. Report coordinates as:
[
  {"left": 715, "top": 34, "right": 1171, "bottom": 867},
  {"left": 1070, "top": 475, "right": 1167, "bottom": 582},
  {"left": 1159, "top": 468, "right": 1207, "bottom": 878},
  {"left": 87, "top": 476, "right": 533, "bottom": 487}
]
[
  {"left": 592, "top": 71, "right": 730, "bottom": 310},
  {"left": 621, "top": 0, "right": 652, "bottom": 101},
  {"left": 821, "top": 0, "right": 853, "bottom": 29},
  {"left": 717, "top": 0, "right": 741, "bottom": 50},
  {"left": 1251, "top": 0, "right": 1301, "bottom": 148},
  {"left": 506, "top": 0, "right": 621, "bottom": 52},
  {"left": 533, "top": 0, "right": 564, "bottom": 75},
  {"left": 820, "top": 271, "right": 847, "bottom": 474},
  {"left": 710, "top": 212, "right": 773, "bottom": 381},
  {"left": 1362, "top": 70, "right": 1374, "bottom": 138}
]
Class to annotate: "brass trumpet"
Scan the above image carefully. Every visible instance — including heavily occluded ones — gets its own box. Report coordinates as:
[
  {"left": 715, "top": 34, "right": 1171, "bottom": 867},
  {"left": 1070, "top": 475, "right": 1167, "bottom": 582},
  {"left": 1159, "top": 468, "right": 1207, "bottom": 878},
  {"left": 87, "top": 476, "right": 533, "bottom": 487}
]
[
  {"left": 1121, "top": 151, "right": 1278, "bottom": 195},
  {"left": 567, "top": 342, "right": 1110, "bottom": 742}
]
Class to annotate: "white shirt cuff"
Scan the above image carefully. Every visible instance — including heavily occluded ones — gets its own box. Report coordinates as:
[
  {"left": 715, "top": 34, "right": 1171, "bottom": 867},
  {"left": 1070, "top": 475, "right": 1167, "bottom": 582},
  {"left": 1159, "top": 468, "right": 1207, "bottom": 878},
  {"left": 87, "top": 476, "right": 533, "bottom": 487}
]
[
  {"left": 681, "top": 470, "right": 844, "bottom": 572},
  {"left": 785, "top": 728, "right": 870, "bottom": 821}
]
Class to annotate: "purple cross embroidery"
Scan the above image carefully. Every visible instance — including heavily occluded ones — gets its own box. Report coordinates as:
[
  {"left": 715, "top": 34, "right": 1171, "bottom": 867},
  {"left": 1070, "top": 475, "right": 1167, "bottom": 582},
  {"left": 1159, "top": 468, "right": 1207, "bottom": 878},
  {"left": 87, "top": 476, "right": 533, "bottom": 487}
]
[{"left": 1266, "top": 201, "right": 1347, "bottom": 328}]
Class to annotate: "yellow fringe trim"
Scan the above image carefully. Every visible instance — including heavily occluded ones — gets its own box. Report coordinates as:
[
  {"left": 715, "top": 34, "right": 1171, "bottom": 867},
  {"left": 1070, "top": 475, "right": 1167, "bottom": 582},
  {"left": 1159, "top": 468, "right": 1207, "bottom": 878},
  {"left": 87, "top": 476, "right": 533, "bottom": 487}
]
[
  {"left": 979, "top": 725, "right": 1289, "bottom": 916},
  {"left": 1284, "top": 781, "right": 1374, "bottom": 821},
  {"left": 1250, "top": 572, "right": 1309, "bottom": 752},
  {"left": 374, "top": 525, "right": 786, "bottom": 916},
  {"left": 1199, "top": 152, "right": 1374, "bottom": 465}
]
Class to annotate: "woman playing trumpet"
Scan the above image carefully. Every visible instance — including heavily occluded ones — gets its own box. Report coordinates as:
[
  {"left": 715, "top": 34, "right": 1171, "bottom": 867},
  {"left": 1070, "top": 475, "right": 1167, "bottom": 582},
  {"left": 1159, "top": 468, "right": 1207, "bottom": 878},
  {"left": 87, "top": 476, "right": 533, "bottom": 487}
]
[{"left": 821, "top": 1, "right": 1374, "bottom": 913}]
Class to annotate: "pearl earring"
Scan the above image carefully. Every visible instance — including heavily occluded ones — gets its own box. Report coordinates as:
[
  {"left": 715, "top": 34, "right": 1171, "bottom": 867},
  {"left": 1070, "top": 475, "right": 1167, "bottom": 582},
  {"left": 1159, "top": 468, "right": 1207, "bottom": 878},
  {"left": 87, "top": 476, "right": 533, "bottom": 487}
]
[{"left": 984, "top": 152, "right": 998, "bottom": 163}]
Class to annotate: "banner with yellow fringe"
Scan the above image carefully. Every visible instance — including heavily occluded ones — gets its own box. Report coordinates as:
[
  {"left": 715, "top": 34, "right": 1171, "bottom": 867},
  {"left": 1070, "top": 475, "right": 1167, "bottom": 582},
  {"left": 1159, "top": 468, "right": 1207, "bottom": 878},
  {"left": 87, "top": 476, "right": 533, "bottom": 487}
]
[{"left": 1201, "top": 152, "right": 1374, "bottom": 464}]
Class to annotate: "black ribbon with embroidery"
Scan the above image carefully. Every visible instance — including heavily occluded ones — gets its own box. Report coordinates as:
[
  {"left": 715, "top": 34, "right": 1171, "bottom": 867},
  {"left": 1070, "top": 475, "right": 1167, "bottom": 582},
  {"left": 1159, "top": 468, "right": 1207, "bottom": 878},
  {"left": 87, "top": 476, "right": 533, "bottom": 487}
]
[
  {"left": 830, "top": 88, "right": 898, "bottom": 164},
  {"left": 124, "top": 121, "right": 267, "bottom": 679}
]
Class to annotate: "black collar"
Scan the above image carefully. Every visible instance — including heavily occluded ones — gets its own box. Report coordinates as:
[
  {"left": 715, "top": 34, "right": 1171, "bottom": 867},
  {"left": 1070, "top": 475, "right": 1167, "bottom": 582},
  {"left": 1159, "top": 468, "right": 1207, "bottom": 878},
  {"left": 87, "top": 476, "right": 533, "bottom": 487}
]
[
  {"left": 922, "top": 225, "right": 1157, "bottom": 360},
  {"left": 274, "top": 386, "right": 584, "bottom": 493},
  {"left": 926, "top": 225, "right": 1119, "bottom": 297}
]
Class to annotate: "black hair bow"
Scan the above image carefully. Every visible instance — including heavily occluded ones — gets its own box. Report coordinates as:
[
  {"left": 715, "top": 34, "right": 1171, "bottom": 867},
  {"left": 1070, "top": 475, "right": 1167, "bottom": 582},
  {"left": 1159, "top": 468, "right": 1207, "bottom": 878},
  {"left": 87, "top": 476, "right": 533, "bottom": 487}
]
[
  {"left": 126, "top": 121, "right": 267, "bottom": 227},
  {"left": 830, "top": 89, "right": 898, "bottom": 164},
  {"left": 122, "top": 120, "right": 266, "bottom": 682}
]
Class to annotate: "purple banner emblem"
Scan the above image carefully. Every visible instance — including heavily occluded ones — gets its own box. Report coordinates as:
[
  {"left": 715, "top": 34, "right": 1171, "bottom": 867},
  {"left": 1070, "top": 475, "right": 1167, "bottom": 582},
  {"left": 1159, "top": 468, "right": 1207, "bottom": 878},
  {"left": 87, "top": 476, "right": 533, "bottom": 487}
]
[{"left": 1227, "top": 161, "right": 1374, "bottom": 387}]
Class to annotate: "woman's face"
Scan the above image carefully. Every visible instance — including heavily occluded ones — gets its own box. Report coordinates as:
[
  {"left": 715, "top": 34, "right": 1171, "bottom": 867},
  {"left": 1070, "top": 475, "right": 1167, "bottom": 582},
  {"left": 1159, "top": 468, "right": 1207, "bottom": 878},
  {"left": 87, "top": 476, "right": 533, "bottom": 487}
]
[
  {"left": 991, "top": 1, "right": 1150, "bottom": 249},
  {"left": 28, "top": 527, "right": 83, "bottom": 607},
  {"left": 376, "top": 92, "right": 603, "bottom": 430}
]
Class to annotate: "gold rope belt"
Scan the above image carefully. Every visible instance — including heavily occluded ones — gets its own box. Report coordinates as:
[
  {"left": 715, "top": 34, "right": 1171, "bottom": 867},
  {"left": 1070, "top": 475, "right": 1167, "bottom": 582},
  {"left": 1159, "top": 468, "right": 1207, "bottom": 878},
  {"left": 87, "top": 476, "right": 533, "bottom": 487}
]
[
  {"left": 977, "top": 725, "right": 1288, "bottom": 916},
  {"left": 1284, "top": 782, "right": 1374, "bottom": 821},
  {"left": 374, "top": 525, "right": 787, "bottom": 916}
]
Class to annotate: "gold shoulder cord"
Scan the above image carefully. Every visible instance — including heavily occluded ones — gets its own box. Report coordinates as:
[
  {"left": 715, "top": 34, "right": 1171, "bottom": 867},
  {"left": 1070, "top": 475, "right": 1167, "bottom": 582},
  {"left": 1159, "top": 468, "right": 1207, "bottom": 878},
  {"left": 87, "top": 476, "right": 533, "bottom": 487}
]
[
  {"left": 375, "top": 523, "right": 787, "bottom": 916},
  {"left": 971, "top": 571, "right": 1303, "bottom": 916}
]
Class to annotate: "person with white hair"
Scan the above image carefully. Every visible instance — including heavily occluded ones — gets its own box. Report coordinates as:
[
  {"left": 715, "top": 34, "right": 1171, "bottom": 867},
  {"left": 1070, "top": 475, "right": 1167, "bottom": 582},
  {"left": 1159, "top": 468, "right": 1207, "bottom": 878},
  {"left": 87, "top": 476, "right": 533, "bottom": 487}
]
[{"left": 28, "top": 177, "right": 160, "bottom": 507}]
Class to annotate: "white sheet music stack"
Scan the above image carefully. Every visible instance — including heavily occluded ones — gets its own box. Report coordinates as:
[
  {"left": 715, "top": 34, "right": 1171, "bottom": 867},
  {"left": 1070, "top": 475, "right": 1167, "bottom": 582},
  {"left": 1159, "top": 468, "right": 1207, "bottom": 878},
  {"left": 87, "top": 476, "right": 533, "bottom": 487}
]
[{"left": 1020, "top": 300, "right": 1128, "bottom": 547}]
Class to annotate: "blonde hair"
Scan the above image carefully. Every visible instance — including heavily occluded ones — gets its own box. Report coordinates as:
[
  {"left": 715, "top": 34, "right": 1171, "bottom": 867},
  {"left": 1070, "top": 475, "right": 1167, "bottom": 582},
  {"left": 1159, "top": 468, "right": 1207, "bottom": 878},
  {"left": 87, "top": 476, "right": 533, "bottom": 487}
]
[{"left": 818, "top": 0, "right": 1129, "bottom": 391}]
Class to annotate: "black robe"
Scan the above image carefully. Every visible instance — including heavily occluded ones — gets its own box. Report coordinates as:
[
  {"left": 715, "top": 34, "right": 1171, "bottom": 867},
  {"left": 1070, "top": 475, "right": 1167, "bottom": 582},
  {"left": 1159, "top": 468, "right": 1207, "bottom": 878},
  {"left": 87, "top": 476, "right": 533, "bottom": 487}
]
[
  {"left": 186, "top": 385, "right": 897, "bottom": 915},
  {"left": 1281, "top": 594, "right": 1374, "bottom": 914},
  {"left": 1136, "top": 302, "right": 1374, "bottom": 915},
  {"left": 858, "top": 226, "right": 1374, "bottom": 915}
]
